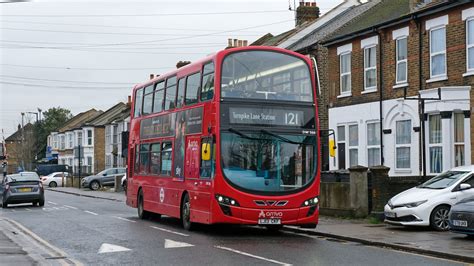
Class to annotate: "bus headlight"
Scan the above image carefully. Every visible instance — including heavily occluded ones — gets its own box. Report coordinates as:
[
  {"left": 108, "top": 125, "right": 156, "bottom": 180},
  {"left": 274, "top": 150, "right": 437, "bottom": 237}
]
[
  {"left": 215, "top": 194, "right": 240, "bottom": 206},
  {"left": 301, "top": 197, "right": 319, "bottom": 207}
]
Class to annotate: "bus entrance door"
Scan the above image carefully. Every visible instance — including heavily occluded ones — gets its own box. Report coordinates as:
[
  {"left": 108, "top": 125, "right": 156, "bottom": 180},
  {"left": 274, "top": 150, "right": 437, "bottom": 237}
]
[{"left": 185, "top": 136, "right": 211, "bottom": 223}]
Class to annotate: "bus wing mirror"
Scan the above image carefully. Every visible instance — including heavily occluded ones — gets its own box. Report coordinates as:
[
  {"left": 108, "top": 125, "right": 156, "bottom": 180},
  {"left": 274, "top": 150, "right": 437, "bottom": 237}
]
[
  {"left": 329, "top": 139, "right": 336, "bottom": 158},
  {"left": 202, "top": 143, "right": 211, "bottom": 161}
]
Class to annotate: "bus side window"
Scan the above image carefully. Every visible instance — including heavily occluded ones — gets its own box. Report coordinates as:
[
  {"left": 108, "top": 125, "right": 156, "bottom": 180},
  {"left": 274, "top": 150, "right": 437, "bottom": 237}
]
[
  {"left": 176, "top": 78, "right": 185, "bottom": 108},
  {"left": 164, "top": 76, "right": 177, "bottom": 111},
  {"left": 200, "top": 62, "right": 214, "bottom": 101},
  {"left": 185, "top": 72, "right": 200, "bottom": 105},
  {"left": 153, "top": 81, "right": 165, "bottom": 113},
  {"left": 150, "top": 143, "right": 161, "bottom": 175},
  {"left": 134, "top": 88, "right": 144, "bottom": 117},
  {"left": 161, "top": 142, "right": 173, "bottom": 176},
  {"left": 139, "top": 144, "right": 150, "bottom": 174},
  {"left": 134, "top": 144, "right": 140, "bottom": 174},
  {"left": 200, "top": 138, "right": 214, "bottom": 179},
  {"left": 142, "top": 85, "right": 154, "bottom": 115}
]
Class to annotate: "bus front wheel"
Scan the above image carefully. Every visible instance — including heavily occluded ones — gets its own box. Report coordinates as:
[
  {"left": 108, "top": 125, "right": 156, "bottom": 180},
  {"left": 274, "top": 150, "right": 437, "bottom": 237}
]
[
  {"left": 181, "top": 193, "right": 193, "bottom": 231},
  {"left": 138, "top": 190, "right": 150, "bottom": 220}
]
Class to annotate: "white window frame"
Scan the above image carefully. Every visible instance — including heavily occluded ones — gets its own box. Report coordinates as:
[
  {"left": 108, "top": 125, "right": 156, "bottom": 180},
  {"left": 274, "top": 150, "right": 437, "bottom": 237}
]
[
  {"left": 77, "top": 131, "right": 83, "bottom": 147},
  {"left": 348, "top": 124, "right": 359, "bottom": 167},
  {"left": 395, "top": 37, "right": 408, "bottom": 85},
  {"left": 363, "top": 45, "right": 377, "bottom": 92},
  {"left": 429, "top": 26, "right": 447, "bottom": 79},
  {"left": 87, "top": 129, "right": 93, "bottom": 146},
  {"left": 428, "top": 114, "right": 443, "bottom": 174},
  {"left": 340, "top": 52, "right": 352, "bottom": 96},
  {"left": 366, "top": 121, "right": 381, "bottom": 167},
  {"left": 466, "top": 18, "right": 474, "bottom": 74},
  {"left": 395, "top": 120, "right": 411, "bottom": 170}
]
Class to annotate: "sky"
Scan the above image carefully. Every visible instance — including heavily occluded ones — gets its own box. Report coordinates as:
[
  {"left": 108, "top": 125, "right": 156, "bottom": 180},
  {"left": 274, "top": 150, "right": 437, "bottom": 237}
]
[{"left": 0, "top": 0, "right": 343, "bottom": 137}]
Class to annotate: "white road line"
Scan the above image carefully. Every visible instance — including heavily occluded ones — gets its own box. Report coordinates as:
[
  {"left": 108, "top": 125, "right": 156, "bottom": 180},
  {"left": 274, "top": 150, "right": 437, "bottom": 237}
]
[
  {"left": 84, "top": 211, "right": 99, "bottom": 216},
  {"left": 47, "top": 201, "right": 58, "bottom": 205},
  {"left": 113, "top": 216, "right": 136, "bottom": 223},
  {"left": 150, "top": 226, "right": 189, "bottom": 237},
  {"left": 214, "top": 245, "right": 292, "bottom": 266},
  {"left": 24, "top": 208, "right": 32, "bottom": 211},
  {"left": 64, "top": 205, "right": 78, "bottom": 210}
]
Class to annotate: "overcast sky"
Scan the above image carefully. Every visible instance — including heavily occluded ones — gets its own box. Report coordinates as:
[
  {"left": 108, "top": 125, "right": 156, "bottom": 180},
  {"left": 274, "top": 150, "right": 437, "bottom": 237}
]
[{"left": 0, "top": 0, "right": 343, "bottom": 137}]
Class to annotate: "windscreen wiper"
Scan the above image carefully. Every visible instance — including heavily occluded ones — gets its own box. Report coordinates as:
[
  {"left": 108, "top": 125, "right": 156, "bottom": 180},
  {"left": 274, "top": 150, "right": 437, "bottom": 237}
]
[{"left": 260, "top": 129, "right": 305, "bottom": 145}]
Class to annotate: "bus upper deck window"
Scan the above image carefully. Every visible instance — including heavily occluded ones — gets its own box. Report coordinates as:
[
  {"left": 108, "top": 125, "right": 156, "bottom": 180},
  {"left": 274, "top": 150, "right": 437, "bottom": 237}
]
[{"left": 201, "top": 62, "right": 214, "bottom": 101}]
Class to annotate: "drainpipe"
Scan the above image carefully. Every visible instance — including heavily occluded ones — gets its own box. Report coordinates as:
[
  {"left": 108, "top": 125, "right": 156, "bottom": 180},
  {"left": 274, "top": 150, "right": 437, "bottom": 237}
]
[
  {"left": 377, "top": 30, "right": 384, "bottom": 166},
  {"left": 416, "top": 15, "right": 427, "bottom": 181}
]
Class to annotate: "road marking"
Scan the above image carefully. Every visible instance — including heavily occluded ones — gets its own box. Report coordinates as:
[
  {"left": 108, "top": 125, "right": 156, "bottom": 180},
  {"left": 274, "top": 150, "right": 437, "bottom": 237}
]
[
  {"left": 84, "top": 211, "right": 98, "bottom": 216},
  {"left": 24, "top": 208, "right": 31, "bottom": 211},
  {"left": 113, "top": 216, "right": 136, "bottom": 223},
  {"left": 64, "top": 205, "right": 78, "bottom": 210},
  {"left": 215, "top": 245, "right": 292, "bottom": 266},
  {"left": 98, "top": 243, "right": 131, "bottom": 254},
  {"left": 47, "top": 201, "right": 58, "bottom": 205},
  {"left": 52, "top": 207, "right": 60, "bottom": 210},
  {"left": 164, "top": 239, "right": 194, "bottom": 249},
  {"left": 150, "top": 226, "right": 189, "bottom": 237}
]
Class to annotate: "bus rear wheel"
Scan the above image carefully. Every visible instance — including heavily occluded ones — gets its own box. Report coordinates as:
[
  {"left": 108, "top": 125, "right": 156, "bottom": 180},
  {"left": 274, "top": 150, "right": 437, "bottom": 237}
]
[
  {"left": 181, "top": 193, "right": 193, "bottom": 231},
  {"left": 138, "top": 190, "right": 150, "bottom": 220}
]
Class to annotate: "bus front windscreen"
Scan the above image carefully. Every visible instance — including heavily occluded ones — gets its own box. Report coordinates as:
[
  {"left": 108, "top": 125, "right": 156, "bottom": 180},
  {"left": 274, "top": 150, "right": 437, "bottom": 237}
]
[
  {"left": 221, "top": 51, "right": 313, "bottom": 102},
  {"left": 221, "top": 130, "right": 317, "bottom": 193}
]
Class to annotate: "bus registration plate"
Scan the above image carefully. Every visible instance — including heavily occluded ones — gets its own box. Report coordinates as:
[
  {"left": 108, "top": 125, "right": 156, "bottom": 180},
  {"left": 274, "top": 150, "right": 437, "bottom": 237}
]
[{"left": 258, "top": 218, "right": 281, "bottom": 225}]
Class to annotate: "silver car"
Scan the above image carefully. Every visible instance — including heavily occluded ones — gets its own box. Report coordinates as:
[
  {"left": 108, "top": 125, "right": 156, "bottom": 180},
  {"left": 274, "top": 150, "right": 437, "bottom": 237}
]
[
  {"left": 1, "top": 172, "right": 45, "bottom": 208},
  {"left": 81, "top": 167, "right": 126, "bottom": 190}
]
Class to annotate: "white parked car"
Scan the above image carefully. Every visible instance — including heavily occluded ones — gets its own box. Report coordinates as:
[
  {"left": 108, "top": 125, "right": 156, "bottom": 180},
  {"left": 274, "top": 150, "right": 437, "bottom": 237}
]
[
  {"left": 384, "top": 165, "right": 474, "bottom": 231},
  {"left": 41, "top": 172, "right": 69, "bottom": 187}
]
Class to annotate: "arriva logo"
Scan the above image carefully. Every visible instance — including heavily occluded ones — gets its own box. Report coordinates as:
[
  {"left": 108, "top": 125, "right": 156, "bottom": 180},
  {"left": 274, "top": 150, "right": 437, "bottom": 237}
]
[{"left": 258, "top": 211, "right": 283, "bottom": 218}]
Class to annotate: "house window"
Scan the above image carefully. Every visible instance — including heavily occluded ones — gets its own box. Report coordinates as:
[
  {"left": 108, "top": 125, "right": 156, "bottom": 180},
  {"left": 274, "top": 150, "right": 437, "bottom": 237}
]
[
  {"left": 396, "top": 38, "right": 408, "bottom": 84},
  {"left": 68, "top": 134, "right": 73, "bottom": 148},
  {"left": 77, "top": 132, "right": 82, "bottom": 146},
  {"left": 364, "top": 46, "right": 377, "bottom": 91},
  {"left": 60, "top": 135, "right": 65, "bottom": 150},
  {"left": 396, "top": 120, "right": 411, "bottom": 169},
  {"left": 430, "top": 27, "right": 446, "bottom": 78},
  {"left": 367, "top": 122, "right": 380, "bottom": 167},
  {"left": 87, "top": 130, "right": 92, "bottom": 146},
  {"left": 340, "top": 52, "right": 351, "bottom": 95},
  {"left": 429, "top": 114, "right": 442, "bottom": 173},
  {"left": 454, "top": 113, "right": 465, "bottom": 167},
  {"left": 87, "top": 156, "right": 92, "bottom": 174},
  {"left": 467, "top": 19, "right": 474, "bottom": 72},
  {"left": 348, "top": 124, "right": 358, "bottom": 167}
]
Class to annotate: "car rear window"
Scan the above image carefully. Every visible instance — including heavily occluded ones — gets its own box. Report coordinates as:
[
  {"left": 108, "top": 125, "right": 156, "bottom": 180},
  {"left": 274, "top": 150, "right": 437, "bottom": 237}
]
[{"left": 8, "top": 173, "right": 39, "bottom": 182}]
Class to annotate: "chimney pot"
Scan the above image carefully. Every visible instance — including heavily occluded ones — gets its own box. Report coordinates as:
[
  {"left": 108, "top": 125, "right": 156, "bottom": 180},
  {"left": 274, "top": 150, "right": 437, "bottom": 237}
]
[
  {"left": 238, "top": 40, "right": 243, "bottom": 47},
  {"left": 299, "top": 1, "right": 304, "bottom": 6},
  {"left": 305, "top": 2, "right": 310, "bottom": 6},
  {"left": 243, "top": 40, "right": 248, "bottom": 46},
  {"left": 228, "top": 38, "right": 233, "bottom": 47},
  {"left": 149, "top": 74, "right": 154, "bottom": 80},
  {"left": 233, "top": 39, "right": 238, "bottom": 47},
  {"left": 311, "top": 2, "right": 316, "bottom": 7}
]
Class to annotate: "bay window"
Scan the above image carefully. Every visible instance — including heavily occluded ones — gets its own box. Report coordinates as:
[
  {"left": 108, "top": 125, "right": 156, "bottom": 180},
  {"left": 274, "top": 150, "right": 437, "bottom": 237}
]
[
  {"left": 395, "top": 120, "right": 411, "bottom": 169},
  {"left": 429, "top": 115, "right": 442, "bottom": 173}
]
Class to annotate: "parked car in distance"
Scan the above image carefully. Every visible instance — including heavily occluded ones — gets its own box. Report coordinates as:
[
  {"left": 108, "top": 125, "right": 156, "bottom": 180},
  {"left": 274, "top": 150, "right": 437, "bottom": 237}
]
[
  {"left": 41, "top": 172, "right": 69, "bottom": 187},
  {"left": 449, "top": 197, "right": 474, "bottom": 237},
  {"left": 1, "top": 172, "right": 45, "bottom": 208},
  {"left": 81, "top": 167, "right": 126, "bottom": 190},
  {"left": 36, "top": 164, "right": 70, "bottom": 177},
  {"left": 384, "top": 165, "right": 474, "bottom": 231}
]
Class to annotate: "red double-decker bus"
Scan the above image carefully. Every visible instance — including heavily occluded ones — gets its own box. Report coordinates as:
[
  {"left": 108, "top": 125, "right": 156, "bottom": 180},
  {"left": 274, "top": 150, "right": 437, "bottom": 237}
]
[{"left": 126, "top": 46, "right": 320, "bottom": 230}]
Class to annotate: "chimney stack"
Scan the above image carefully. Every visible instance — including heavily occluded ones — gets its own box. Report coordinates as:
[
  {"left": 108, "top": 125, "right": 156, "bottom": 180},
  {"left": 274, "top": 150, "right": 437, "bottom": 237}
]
[{"left": 296, "top": 1, "right": 320, "bottom": 26}]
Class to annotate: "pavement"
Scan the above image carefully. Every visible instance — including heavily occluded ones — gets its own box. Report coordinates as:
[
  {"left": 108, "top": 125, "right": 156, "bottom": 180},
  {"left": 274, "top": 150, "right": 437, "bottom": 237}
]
[{"left": 9, "top": 187, "right": 474, "bottom": 264}]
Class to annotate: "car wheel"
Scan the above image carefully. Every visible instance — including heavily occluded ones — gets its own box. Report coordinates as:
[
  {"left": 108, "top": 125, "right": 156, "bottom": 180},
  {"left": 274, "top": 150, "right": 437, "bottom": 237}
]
[
  {"left": 89, "top": 181, "right": 100, "bottom": 191},
  {"left": 137, "top": 190, "right": 150, "bottom": 219},
  {"left": 430, "top": 205, "right": 450, "bottom": 231},
  {"left": 49, "top": 181, "right": 57, "bottom": 188},
  {"left": 181, "top": 193, "right": 193, "bottom": 231},
  {"left": 39, "top": 198, "right": 45, "bottom": 207}
]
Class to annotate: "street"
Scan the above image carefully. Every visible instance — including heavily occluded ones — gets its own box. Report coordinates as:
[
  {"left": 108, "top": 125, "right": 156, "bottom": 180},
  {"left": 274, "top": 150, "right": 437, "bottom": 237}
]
[{"left": 0, "top": 190, "right": 467, "bottom": 266}]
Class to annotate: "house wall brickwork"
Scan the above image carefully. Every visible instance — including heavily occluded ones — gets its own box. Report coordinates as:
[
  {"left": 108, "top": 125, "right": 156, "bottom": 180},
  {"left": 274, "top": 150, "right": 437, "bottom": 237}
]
[{"left": 94, "top": 127, "right": 105, "bottom": 173}]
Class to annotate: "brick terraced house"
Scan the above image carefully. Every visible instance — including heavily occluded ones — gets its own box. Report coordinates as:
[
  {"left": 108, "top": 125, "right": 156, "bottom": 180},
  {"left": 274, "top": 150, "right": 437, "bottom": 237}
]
[{"left": 322, "top": 0, "right": 474, "bottom": 178}]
